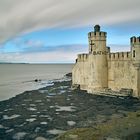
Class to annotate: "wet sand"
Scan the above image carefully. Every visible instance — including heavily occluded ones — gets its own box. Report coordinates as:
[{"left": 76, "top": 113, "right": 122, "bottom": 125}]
[{"left": 0, "top": 76, "right": 140, "bottom": 140}]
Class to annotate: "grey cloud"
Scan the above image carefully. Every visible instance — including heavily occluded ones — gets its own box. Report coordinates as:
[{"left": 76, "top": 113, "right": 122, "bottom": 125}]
[
  {"left": 0, "top": 43, "right": 131, "bottom": 63},
  {"left": 22, "top": 44, "right": 88, "bottom": 53},
  {"left": 0, "top": 43, "right": 88, "bottom": 63},
  {"left": 0, "top": 0, "right": 140, "bottom": 43},
  {"left": 10, "top": 37, "right": 88, "bottom": 53}
]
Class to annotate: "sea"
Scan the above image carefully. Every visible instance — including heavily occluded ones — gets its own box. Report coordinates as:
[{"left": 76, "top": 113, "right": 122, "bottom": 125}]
[{"left": 0, "top": 64, "right": 73, "bottom": 101}]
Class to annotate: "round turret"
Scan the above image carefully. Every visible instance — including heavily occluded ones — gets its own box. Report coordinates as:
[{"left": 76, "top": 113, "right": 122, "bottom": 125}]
[
  {"left": 94, "top": 25, "right": 100, "bottom": 32},
  {"left": 88, "top": 25, "right": 108, "bottom": 89}
]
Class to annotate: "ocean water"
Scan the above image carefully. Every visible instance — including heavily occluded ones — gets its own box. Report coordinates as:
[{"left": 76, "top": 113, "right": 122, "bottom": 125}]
[{"left": 0, "top": 64, "right": 73, "bottom": 101}]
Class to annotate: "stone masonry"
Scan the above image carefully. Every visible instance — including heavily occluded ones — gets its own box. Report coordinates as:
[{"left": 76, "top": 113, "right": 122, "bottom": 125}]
[{"left": 72, "top": 25, "right": 140, "bottom": 97}]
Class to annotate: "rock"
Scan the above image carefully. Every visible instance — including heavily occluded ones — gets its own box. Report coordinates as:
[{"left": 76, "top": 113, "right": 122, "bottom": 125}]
[
  {"left": 68, "top": 134, "right": 78, "bottom": 139},
  {"left": 71, "top": 84, "right": 80, "bottom": 90},
  {"left": 1, "top": 78, "right": 140, "bottom": 140},
  {"left": 119, "top": 88, "right": 133, "bottom": 96},
  {"left": 35, "top": 79, "right": 38, "bottom": 82},
  {"left": 35, "top": 137, "right": 47, "bottom": 140},
  {"left": 136, "top": 113, "right": 140, "bottom": 117},
  {"left": 34, "top": 79, "right": 41, "bottom": 82},
  {"left": 65, "top": 73, "right": 72, "bottom": 77}
]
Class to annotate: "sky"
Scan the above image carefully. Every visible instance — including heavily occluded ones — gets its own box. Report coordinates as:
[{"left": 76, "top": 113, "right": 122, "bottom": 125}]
[{"left": 0, "top": 0, "right": 140, "bottom": 63}]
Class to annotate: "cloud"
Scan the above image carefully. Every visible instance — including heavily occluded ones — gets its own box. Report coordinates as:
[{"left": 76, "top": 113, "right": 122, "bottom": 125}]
[
  {"left": 0, "top": 44, "right": 4, "bottom": 48},
  {"left": 24, "top": 40, "right": 44, "bottom": 48},
  {"left": 22, "top": 44, "right": 88, "bottom": 53},
  {"left": 0, "top": 43, "right": 5, "bottom": 51},
  {"left": 0, "top": 43, "right": 132, "bottom": 63},
  {"left": 9, "top": 37, "right": 88, "bottom": 53},
  {"left": 0, "top": 0, "right": 140, "bottom": 43},
  {"left": 0, "top": 44, "right": 88, "bottom": 63},
  {"left": 109, "top": 44, "right": 130, "bottom": 52},
  {"left": 0, "top": 51, "right": 77, "bottom": 63}
]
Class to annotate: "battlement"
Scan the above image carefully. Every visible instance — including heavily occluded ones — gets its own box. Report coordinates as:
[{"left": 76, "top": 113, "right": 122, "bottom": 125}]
[
  {"left": 88, "top": 31, "right": 107, "bottom": 38},
  {"left": 77, "top": 54, "right": 88, "bottom": 62},
  {"left": 108, "top": 52, "right": 131, "bottom": 60},
  {"left": 130, "top": 36, "right": 140, "bottom": 44}
]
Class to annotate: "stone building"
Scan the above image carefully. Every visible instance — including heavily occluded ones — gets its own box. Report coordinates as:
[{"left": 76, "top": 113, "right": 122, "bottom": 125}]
[{"left": 72, "top": 25, "right": 140, "bottom": 97}]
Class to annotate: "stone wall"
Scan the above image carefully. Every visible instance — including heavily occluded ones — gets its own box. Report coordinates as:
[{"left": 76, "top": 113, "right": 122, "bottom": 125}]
[
  {"left": 138, "top": 68, "right": 140, "bottom": 96},
  {"left": 72, "top": 55, "right": 89, "bottom": 90},
  {"left": 108, "top": 59, "right": 137, "bottom": 96},
  {"left": 72, "top": 51, "right": 140, "bottom": 97}
]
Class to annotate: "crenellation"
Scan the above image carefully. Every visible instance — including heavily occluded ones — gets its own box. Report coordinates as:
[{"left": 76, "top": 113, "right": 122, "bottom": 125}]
[
  {"left": 130, "top": 36, "right": 136, "bottom": 44},
  {"left": 95, "top": 32, "right": 100, "bottom": 36},
  {"left": 101, "top": 32, "right": 106, "bottom": 36},
  {"left": 108, "top": 52, "right": 131, "bottom": 61},
  {"left": 73, "top": 25, "right": 140, "bottom": 97},
  {"left": 77, "top": 54, "right": 88, "bottom": 62},
  {"left": 122, "top": 52, "right": 124, "bottom": 58},
  {"left": 131, "top": 36, "right": 140, "bottom": 45},
  {"left": 88, "top": 32, "right": 92, "bottom": 38},
  {"left": 77, "top": 54, "right": 81, "bottom": 61},
  {"left": 88, "top": 31, "right": 106, "bottom": 38},
  {"left": 136, "top": 37, "right": 139, "bottom": 43},
  {"left": 115, "top": 53, "right": 119, "bottom": 59},
  {"left": 111, "top": 53, "right": 115, "bottom": 60}
]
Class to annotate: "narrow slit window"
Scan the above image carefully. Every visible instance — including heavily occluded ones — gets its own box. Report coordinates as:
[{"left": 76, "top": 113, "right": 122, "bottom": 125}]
[
  {"left": 90, "top": 40, "right": 92, "bottom": 45},
  {"left": 91, "top": 46, "right": 92, "bottom": 52},
  {"left": 133, "top": 50, "right": 135, "bottom": 57}
]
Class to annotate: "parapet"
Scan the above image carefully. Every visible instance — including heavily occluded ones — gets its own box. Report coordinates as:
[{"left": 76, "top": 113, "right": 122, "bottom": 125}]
[
  {"left": 77, "top": 54, "right": 88, "bottom": 62},
  {"left": 108, "top": 52, "right": 131, "bottom": 60},
  {"left": 88, "top": 31, "right": 107, "bottom": 38},
  {"left": 130, "top": 36, "right": 140, "bottom": 45}
]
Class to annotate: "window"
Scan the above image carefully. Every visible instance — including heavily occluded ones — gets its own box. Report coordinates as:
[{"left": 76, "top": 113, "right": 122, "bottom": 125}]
[
  {"left": 91, "top": 46, "right": 92, "bottom": 52},
  {"left": 133, "top": 50, "right": 135, "bottom": 57}
]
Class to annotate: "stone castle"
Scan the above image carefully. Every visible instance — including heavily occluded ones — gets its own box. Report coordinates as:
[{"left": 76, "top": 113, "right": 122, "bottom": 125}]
[{"left": 72, "top": 25, "right": 140, "bottom": 97}]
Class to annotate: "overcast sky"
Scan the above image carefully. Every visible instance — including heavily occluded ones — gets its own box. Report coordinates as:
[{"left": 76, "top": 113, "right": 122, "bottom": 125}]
[{"left": 0, "top": 0, "right": 140, "bottom": 63}]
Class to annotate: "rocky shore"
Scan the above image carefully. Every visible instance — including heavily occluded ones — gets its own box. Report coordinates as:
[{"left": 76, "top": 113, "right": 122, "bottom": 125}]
[{"left": 0, "top": 75, "right": 140, "bottom": 140}]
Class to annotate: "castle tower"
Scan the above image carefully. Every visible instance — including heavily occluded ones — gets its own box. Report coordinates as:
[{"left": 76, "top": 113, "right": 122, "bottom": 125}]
[
  {"left": 130, "top": 36, "right": 140, "bottom": 96},
  {"left": 88, "top": 25, "right": 108, "bottom": 90},
  {"left": 131, "top": 36, "right": 140, "bottom": 65}
]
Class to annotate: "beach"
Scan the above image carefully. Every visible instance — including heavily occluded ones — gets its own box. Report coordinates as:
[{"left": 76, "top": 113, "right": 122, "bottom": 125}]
[{"left": 0, "top": 74, "right": 140, "bottom": 140}]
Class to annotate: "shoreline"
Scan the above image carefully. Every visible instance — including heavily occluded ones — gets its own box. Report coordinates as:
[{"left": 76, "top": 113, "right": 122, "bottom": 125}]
[
  {"left": 0, "top": 64, "right": 73, "bottom": 102},
  {"left": 0, "top": 75, "right": 71, "bottom": 102},
  {"left": 0, "top": 75, "right": 140, "bottom": 140}
]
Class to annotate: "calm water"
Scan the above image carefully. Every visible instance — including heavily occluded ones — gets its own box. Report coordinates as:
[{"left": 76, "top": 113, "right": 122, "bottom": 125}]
[{"left": 0, "top": 64, "right": 73, "bottom": 101}]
